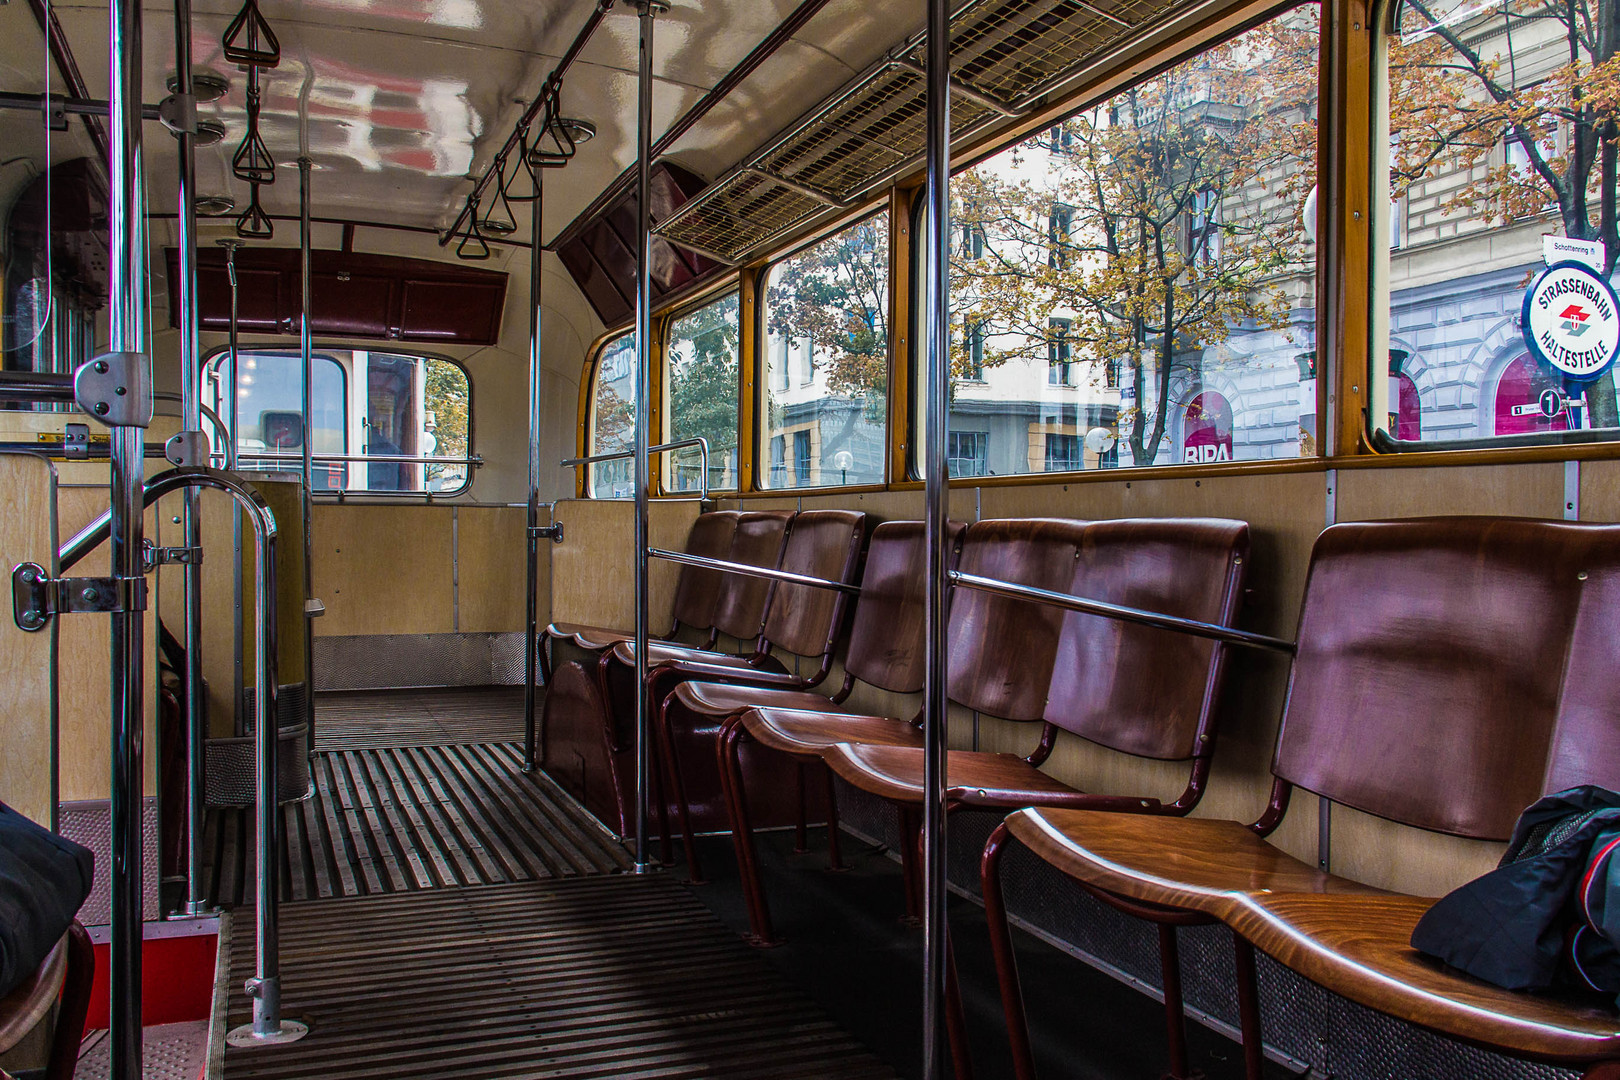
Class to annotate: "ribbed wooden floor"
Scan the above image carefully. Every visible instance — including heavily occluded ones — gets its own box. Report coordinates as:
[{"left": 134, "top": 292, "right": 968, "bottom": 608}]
[
  {"left": 313, "top": 686, "right": 527, "bottom": 751},
  {"left": 205, "top": 741, "right": 629, "bottom": 904},
  {"left": 221, "top": 876, "right": 898, "bottom": 1080}
]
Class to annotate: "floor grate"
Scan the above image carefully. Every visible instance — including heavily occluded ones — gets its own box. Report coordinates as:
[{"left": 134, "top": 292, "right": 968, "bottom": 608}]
[
  {"left": 312, "top": 686, "right": 528, "bottom": 752},
  {"left": 220, "top": 876, "right": 899, "bottom": 1080},
  {"left": 204, "top": 742, "right": 628, "bottom": 905}
]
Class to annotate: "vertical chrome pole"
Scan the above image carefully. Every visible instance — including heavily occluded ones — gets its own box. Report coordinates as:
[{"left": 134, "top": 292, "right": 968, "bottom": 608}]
[
  {"left": 298, "top": 158, "right": 316, "bottom": 753},
  {"left": 106, "top": 0, "right": 148, "bottom": 1071},
  {"left": 522, "top": 160, "right": 544, "bottom": 773},
  {"left": 219, "top": 239, "right": 245, "bottom": 741},
  {"left": 920, "top": 0, "right": 952, "bottom": 1071},
  {"left": 171, "top": 0, "right": 210, "bottom": 918},
  {"left": 631, "top": 0, "right": 661, "bottom": 873},
  {"left": 223, "top": 515, "right": 306, "bottom": 1046}
]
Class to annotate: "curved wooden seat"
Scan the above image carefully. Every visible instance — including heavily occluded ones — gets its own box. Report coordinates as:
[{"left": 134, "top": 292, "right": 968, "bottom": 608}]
[
  {"left": 741, "top": 707, "right": 923, "bottom": 757},
  {"left": 0, "top": 931, "right": 68, "bottom": 1055},
  {"left": 0, "top": 922, "right": 93, "bottom": 1080},
  {"left": 612, "top": 639, "right": 788, "bottom": 672},
  {"left": 1232, "top": 892, "right": 1620, "bottom": 1063},
  {"left": 823, "top": 744, "right": 1090, "bottom": 809},
  {"left": 983, "top": 518, "right": 1620, "bottom": 1080},
  {"left": 1001, "top": 806, "right": 1372, "bottom": 911}
]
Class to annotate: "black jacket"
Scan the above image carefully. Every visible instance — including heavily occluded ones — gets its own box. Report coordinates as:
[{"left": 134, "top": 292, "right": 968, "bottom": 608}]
[{"left": 1411, "top": 785, "right": 1620, "bottom": 1004}]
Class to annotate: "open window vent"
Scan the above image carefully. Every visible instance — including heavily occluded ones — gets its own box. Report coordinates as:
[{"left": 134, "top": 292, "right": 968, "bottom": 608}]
[{"left": 657, "top": 0, "right": 1187, "bottom": 264}]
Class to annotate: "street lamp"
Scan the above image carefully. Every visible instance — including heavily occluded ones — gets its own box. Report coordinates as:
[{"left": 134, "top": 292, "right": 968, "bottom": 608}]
[{"left": 832, "top": 448, "right": 854, "bottom": 484}]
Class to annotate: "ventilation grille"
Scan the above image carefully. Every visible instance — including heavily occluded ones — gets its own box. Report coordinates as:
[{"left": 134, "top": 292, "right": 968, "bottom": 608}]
[{"left": 658, "top": 0, "right": 1187, "bottom": 263}]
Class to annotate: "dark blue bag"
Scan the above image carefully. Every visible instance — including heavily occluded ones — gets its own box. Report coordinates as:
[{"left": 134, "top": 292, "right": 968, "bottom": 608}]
[{"left": 0, "top": 801, "right": 93, "bottom": 998}]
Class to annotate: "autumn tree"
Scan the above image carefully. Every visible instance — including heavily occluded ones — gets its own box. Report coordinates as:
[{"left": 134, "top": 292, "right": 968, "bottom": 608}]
[
  {"left": 667, "top": 293, "right": 740, "bottom": 489},
  {"left": 423, "top": 358, "right": 469, "bottom": 488},
  {"left": 1389, "top": 0, "right": 1620, "bottom": 425},
  {"left": 763, "top": 214, "right": 890, "bottom": 457},
  {"left": 951, "top": 13, "right": 1320, "bottom": 466}
]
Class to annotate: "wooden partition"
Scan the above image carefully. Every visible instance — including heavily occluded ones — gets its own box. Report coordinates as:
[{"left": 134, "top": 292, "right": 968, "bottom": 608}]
[
  {"left": 550, "top": 499, "right": 701, "bottom": 634},
  {"left": 0, "top": 454, "right": 59, "bottom": 824}
]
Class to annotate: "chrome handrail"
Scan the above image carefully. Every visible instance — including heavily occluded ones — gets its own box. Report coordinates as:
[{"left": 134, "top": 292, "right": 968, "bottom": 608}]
[
  {"left": 949, "top": 570, "right": 1296, "bottom": 654},
  {"left": 237, "top": 451, "right": 483, "bottom": 467},
  {"left": 561, "top": 436, "right": 711, "bottom": 501},
  {"left": 646, "top": 547, "right": 862, "bottom": 595}
]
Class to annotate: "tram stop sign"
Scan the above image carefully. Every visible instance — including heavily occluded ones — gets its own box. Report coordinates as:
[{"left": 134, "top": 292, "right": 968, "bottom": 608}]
[
  {"left": 1521, "top": 261, "right": 1620, "bottom": 383},
  {"left": 1540, "top": 387, "right": 1565, "bottom": 418}
]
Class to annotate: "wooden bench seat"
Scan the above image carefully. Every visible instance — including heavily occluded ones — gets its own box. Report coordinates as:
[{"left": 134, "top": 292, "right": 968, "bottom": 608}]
[
  {"left": 739, "top": 707, "right": 925, "bottom": 757},
  {"left": 982, "top": 517, "right": 1620, "bottom": 1080},
  {"left": 0, "top": 923, "right": 93, "bottom": 1080}
]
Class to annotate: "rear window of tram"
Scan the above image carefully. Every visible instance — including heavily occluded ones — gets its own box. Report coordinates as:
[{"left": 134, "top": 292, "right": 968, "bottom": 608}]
[{"left": 207, "top": 348, "right": 472, "bottom": 495}]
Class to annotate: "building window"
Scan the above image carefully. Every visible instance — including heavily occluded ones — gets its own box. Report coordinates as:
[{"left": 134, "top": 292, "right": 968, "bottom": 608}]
[
  {"left": 1044, "top": 123, "right": 1074, "bottom": 153},
  {"left": 762, "top": 210, "right": 889, "bottom": 488},
  {"left": 961, "top": 221, "right": 986, "bottom": 260},
  {"left": 666, "top": 292, "right": 740, "bottom": 492},
  {"left": 1044, "top": 432, "right": 1083, "bottom": 471},
  {"left": 793, "top": 430, "right": 812, "bottom": 483},
  {"left": 1184, "top": 188, "right": 1221, "bottom": 269},
  {"left": 947, "top": 430, "right": 989, "bottom": 477},
  {"left": 770, "top": 434, "right": 787, "bottom": 483},
  {"left": 1047, "top": 319, "right": 1074, "bottom": 386},
  {"left": 1048, "top": 203, "right": 1074, "bottom": 269},
  {"left": 209, "top": 347, "right": 471, "bottom": 495},
  {"left": 962, "top": 318, "right": 985, "bottom": 380}
]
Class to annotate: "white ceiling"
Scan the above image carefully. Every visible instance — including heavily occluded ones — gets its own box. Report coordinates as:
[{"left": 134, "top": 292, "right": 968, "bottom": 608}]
[{"left": 6, "top": 0, "right": 926, "bottom": 243}]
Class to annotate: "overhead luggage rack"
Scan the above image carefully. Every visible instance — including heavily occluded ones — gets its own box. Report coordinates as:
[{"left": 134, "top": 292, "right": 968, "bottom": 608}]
[{"left": 656, "top": 0, "right": 1194, "bottom": 264}]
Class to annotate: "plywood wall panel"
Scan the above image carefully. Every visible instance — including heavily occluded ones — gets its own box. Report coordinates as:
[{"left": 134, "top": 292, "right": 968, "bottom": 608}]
[
  {"left": 550, "top": 500, "right": 700, "bottom": 633},
  {"left": 1337, "top": 462, "right": 1563, "bottom": 520},
  {"left": 1581, "top": 459, "right": 1620, "bottom": 521},
  {"left": 456, "top": 506, "right": 529, "bottom": 633},
  {"left": 310, "top": 504, "right": 453, "bottom": 637},
  {"left": 0, "top": 456, "right": 58, "bottom": 824}
]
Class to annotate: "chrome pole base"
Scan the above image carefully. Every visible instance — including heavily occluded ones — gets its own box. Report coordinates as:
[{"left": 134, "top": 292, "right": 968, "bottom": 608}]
[
  {"left": 226, "top": 1019, "right": 309, "bottom": 1047},
  {"left": 632, "top": 860, "right": 661, "bottom": 875},
  {"left": 166, "top": 902, "right": 220, "bottom": 920}
]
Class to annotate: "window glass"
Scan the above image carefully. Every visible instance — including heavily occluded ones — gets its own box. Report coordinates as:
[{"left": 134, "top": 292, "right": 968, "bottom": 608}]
[
  {"left": 211, "top": 348, "right": 471, "bottom": 494},
  {"left": 666, "top": 293, "right": 740, "bottom": 491},
  {"left": 1379, "top": 0, "right": 1620, "bottom": 444},
  {"left": 762, "top": 212, "right": 889, "bottom": 488},
  {"left": 589, "top": 333, "right": 636, "bottom": 497},
  {"left": 932, "top": 7, "right": 1320, "bottom": 475}
]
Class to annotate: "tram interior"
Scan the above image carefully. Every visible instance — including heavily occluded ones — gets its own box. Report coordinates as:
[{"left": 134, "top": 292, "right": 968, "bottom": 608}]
[{"left": 4, "top": 0, "right": 1620, "bottom": 1077}]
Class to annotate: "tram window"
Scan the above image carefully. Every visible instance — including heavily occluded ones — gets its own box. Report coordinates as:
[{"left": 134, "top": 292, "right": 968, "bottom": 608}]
[
  {"left": 927, "top": 5, "right": 1320, "bottom": 475},
  {"left": 665, "top": 292, "right": 740, "bottom": 492},
  {"left": 208, "top": 348, "right": 472, "bottom": 495},
  {"left": 588, "top": 332, "right": 636, "bottom": 497},
  {"left": 761, "top": 212, "right": 889, "bottom": 488},
  {"left": 1376, "top": 0, "right": 1620, "bottom": 447}
]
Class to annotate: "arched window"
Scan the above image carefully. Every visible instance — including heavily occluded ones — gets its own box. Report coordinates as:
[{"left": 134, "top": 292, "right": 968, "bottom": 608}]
[
  {"left": 1181, "top": 390, "right": 1233, "bottom": 463},
  {"left": 1492, "top": 353, "right": 1571, "bottom": 436}
]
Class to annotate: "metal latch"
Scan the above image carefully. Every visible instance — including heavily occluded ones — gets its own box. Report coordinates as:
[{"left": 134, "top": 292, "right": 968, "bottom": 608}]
[
  {"left": 305, "top": 598, "right": 326, "bottom": 618},
  {"left": 142, "top": 539, "right": 203, "bottom": 572},
  {"left": 12, "top": 563, "right": 149, "bottom": 632},
  {"left": 63, "top": 423, "right": 90, "bottom": 460},
  {"left": 530, "top": 523, "right": 564, "bottom": 543}
]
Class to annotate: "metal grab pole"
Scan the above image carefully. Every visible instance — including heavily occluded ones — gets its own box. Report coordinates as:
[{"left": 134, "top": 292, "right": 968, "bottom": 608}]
[
  {"left": 106, "top": 0, "right": 149, "bottom": 1070},
  {"left": 523, "top": 162, "right": 544, "bottom": 772},
  {"left": 219, "top": 239, "right": 246, "bottom": 752},
  {"left": 298, "top": 158, "right": 316, "bottom": 755},
  {"left": 170, "top": 0, "right": 212, "bottom": 919},
  {"left": 631, "top": 0, "right": 663, "bottom": 874},
  {"left": 920, "top": 0, "right": 951, "bottom": 1071}
]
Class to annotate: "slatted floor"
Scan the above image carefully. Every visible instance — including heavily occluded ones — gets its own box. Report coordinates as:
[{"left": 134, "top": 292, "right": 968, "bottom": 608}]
[
  {"left": 313, "top": 686, "right": 527, "bottom": 751},
  {"left": 221, "top": 876, "right": 898, "bottom": 1080},
  {"left": 205, "top": 741, "right": 630, "bottom": 904}
]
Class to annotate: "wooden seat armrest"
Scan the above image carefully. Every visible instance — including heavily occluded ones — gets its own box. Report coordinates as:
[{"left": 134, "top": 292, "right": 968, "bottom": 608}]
[
  {"left": 0, "top": 929, "right": 70, "bottom": 1057},
  {"left": 958, "top": 788, "right": 1164, "bottom": 813},
  {"left": 654, "top": 659, "right": 804, "bottom": 690}
]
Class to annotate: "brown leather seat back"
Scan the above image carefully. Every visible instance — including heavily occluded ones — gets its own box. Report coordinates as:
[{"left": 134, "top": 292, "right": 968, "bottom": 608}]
[
  {"left": 1274, "top": 518, "right": 1616, "bottom": 840},
  {"left": 948, "top": 519, "right": 1089, "bottom": 721},
  {"left": 712, "top": 510, "right": 794, "bottom": 641},
  {"left": 760, "top": 510, "right": 867, "bottom": 658},
  {"left": 1046, "top": 518, "right": 1250, "bottom": 760},
  {"left": 844, "top": 520, "right": 968, "bottom": 694},
  {"left": 1544, "top": 542, "right": 1620, "bottom": 794},
  {"left": 670, "top": 511, "right": 741, "bottom": 631}
]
